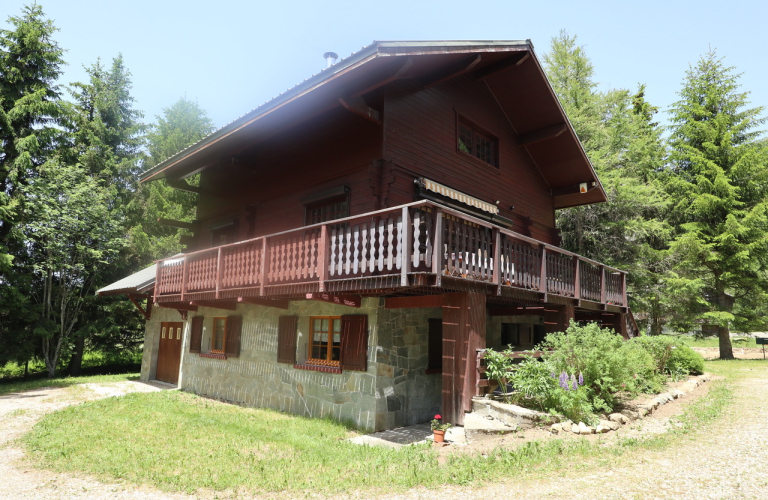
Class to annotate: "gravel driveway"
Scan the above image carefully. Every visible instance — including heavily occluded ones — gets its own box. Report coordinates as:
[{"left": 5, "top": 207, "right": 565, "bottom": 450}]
[{"left": 1, "top": 366, "right": 767, "bottom": 500}]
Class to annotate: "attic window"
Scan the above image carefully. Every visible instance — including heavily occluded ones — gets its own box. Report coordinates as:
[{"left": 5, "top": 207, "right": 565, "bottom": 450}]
[{"left": 458, "top": 117, "right": 498, "bottom": 167}]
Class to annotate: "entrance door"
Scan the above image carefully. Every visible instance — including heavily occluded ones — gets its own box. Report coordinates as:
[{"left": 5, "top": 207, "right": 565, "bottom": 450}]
[{"left": 156, "top": 322, "right": 183, "bottom": 384}]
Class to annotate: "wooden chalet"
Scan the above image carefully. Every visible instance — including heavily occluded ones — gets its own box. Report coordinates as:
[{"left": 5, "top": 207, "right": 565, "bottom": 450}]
[{"left": 101, "top": 40, "right": 638, "bottom": 430}]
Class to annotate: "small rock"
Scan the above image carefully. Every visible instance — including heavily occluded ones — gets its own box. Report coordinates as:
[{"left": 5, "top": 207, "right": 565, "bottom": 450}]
[
  {"left": 578, "top": 422, "right": 593, "bottom": 434},
  {"left": 571, "top": 423, "right": 581, "bottom": 434},
  {"left": 561, "top": 421, "right": 572, "bottom": 432},
  {"left": 596, "top": 420, "right": 612, "bottom": 433},
  {"left": 670, "top": 389, "right": 685, "bottom": 398},
  {"left": 550, "top": 423, "right": 561, "bottom": 434},
  {"left": 620, "top": 409, "right": 639, "bottom": 420},
  {"left": 638, "top": 407, "right": 649, "bottom": 417},
  {"left": 604, "top": 420, "right": 621, "bottom": 431},
  {"left": 609, "top": 413, "right": 624, "bottom": 423}
]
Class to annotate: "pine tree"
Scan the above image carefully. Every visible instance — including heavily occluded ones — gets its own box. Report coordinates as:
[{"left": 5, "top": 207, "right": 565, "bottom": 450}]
[
  {"left": 543, "top": 32, "right": 671, "bottom": 334},
  {"left": 667, "top": 50, "right": 768, "bottom": 359},
  {"left": 126, "top": 97, "right": 214, "bottom": 265},
  {"left": 0, "top": 3, "right": 64, "bottom": 271}
]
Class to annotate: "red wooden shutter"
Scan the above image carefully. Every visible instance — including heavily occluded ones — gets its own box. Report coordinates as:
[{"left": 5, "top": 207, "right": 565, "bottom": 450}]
[
  {"left": 189, "top": 316, "right": 203, "bottom": 353},
  {"left": 225, "top": 315, "right": 243, "bottom": 358},
  {"left": 340, "top": 315, "right": 368, "bottom": 372},
  {"left": 276, "top": 316, "right": 298, "bottom": 364}
]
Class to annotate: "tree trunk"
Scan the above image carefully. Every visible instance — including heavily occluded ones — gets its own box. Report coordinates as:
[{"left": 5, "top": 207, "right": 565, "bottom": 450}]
[
  {"left": 716, "top": 285, "right": 735, "bottom": 360},
  {"left": 24, "top": 360, "right": 28, "bottom": 378},
  {"left": 68, "top": 336, "right": 84, "bottom": 376}
]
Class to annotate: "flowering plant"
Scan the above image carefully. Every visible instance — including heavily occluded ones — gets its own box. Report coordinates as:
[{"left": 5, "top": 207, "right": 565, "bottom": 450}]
[{"left": 430, "top": 414, "right": 451, "bottom": 432}]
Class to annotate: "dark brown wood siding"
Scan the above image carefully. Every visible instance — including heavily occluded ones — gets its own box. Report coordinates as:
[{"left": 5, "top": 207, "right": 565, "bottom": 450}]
[
  {"left": 193, "top": 107, "right": 382, "bottom": 249},
  {"left": 382, "top": 77, "right": 557, "bottom": 244}
]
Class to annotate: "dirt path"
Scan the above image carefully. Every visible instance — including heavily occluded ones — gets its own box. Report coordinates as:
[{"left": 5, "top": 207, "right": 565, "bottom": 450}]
[
  {"left": 0, "top": 381, "right": 193, "bottom": 500},
  {"left": 382, "top": 363, "right": 768, "bottom": 500},
  {"left": 2, "top": 367, "right": 767, "bottom": 500}
]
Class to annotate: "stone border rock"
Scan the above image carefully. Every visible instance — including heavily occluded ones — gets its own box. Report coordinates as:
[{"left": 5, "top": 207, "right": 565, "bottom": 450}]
[{"left": 550, "top": 373, "right": 712, "bottom": 435}]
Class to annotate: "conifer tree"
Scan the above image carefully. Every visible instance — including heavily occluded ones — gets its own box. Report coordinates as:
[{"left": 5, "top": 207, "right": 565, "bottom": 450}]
[
  {"left": 667, "top": 50, "right": 768, "bottom": 359},
  {"left": 543, "top": 32, "right": 671, "bottom": 334}
]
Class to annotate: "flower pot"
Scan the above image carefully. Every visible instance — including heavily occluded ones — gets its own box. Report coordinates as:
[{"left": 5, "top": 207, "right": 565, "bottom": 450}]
[{"left": 433, "top": 430, "right": 446, "bottom": 443}]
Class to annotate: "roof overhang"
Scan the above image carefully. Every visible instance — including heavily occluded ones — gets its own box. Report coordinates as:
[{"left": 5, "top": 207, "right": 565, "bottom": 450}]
[
  {"left": 140, "top": 40, "right": 605, "bottom": 210},
  {"left": 96, "top": 264, "right": 156, "bottom": 297}
]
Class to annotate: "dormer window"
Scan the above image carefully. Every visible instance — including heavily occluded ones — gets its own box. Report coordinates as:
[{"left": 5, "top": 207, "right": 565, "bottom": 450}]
[{"left": 458, "top": 117, "right": 498, "bottom": 167}]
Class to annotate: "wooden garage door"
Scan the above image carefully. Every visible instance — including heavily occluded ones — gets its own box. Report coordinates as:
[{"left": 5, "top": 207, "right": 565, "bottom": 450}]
[{"left": 156, "top": 322, "right": 183, "bottom": 385}]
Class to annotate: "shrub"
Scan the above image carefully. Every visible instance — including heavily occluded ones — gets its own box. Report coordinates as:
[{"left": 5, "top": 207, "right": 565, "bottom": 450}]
[
  {"left": 667, "top": 344, "right": 704, "bottom": 375},
  {"left": 630, "top": 335, "right": 705, "bottom": 377},
  {"left": 541, "top": 322, "right": 657, "bottom": 413},
  {"left": 483, "top": 348, "right": 515, "bottom": 393}
]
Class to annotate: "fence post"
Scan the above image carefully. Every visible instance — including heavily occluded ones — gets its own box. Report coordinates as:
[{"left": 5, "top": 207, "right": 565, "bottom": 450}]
[
  {"left": 573, "top": 256, "right": 580, "bottom": 300},
  {"left": 318, "top": 225, "right": 328, "bottom": 292},
  {"left": 401, "top": 206, "right": 411, "bottom": 286},
  {"left": 539, "top": 246, "right": 547, "bottom": 300},
  {"left": 215, "top": 247, "right": 223, "bottom": 299}
]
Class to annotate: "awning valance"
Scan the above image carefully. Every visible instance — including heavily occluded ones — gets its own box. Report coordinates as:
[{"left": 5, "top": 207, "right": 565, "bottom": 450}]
[{"left": 418, "top": 178, "right": 499, "bottom": 215}]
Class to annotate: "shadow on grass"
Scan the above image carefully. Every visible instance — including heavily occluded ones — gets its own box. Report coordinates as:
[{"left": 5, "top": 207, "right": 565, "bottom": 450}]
[{"left": 0, "top": 372, "right": 140, "bottom": 397}]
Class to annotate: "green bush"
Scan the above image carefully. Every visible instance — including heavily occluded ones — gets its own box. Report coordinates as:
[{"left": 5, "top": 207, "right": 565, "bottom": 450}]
[
  {"left": 667, "top": 344, "right": 704, "bottom": 375},
  {"left": 541, "top": 322, "right": 657, "bottom": 413},
  {"left": 629, "top": 335, "right": 705, "bottom": 377}
]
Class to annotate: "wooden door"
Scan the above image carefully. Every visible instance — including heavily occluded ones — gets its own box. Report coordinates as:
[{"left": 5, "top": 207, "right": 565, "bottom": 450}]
[{"left": 156, "top": 322, "right": 183, "bottom": 384}]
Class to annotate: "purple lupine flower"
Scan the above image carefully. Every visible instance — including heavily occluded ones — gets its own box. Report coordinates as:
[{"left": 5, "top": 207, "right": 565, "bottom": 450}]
[
  {"left": 570, "top": 373, "right": 577, "bottom": 386},
  {"left": 578, "top": 372, "right": 584, "bottom": 386},
  {"left": 559, "top": 371, "right": 569, "bottom": 390},
  {"left": 573, "top": 379, "right": 578, "bottom": 391},
  {"left": 551, "top": 372, "right": 557, "bottom": 379}
]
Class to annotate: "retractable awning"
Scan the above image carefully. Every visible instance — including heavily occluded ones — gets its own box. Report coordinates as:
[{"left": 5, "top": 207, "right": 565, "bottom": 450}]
[{"left": 419, "top": 178, "right": 499, "bottom": 215}]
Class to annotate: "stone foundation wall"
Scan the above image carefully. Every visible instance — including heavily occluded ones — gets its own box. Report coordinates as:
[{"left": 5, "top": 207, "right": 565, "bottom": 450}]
[{"left": 141, "top": 298, "right": 443, "bottom": 431}]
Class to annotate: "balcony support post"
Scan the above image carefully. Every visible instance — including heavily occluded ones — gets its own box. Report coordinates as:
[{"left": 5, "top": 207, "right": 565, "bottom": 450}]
[
  {"left": 431, "top": 209, "right": 443, "bottom": 287},
  {"left": 401, "top": 206, "right": 411, "bottom": 287},
  {"left": 600, "top": 265, "right": 606, "bottom": 306},
  {"left": 539, "top": 246, "right": 547, "bottom": 302},
  {"left": 318, "top": 225, "right": 328, "bottom": 292},
  {"left": 492, "top": 228, "right": 501, "bottom": 295},
  {"left": 260, "top": 238, "right": 269, "bottom": 297},
  {"left": 215, "top": 247, "right": 223, "bottom": 299},
  {"left": 573, "top": 256, "right": 581, "bottom": 300},
  {"left": 180, "top": 257, "right": 189, "bottom": 301},
  {"left": 153, "top": 260, "right": 162, "bottom": 304},
  {"left": 621, "top": 272, "right": 627, "bottom": 307}
]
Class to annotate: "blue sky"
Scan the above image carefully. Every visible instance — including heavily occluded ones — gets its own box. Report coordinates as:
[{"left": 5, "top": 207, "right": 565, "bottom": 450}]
[{"left": 4, "top": 0, "right": 768, "bottom": 134}]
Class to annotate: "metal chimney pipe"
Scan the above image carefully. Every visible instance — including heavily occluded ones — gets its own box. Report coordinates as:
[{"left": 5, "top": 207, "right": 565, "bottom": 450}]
[{"left": 323, "top": 52, "right": 338, "bottom": 68}]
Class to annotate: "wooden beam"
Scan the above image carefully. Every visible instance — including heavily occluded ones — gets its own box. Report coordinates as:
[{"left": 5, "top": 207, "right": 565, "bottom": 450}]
[
  {"left": 421, "top": 54, "right": 482, "bottom": 88},
  {"left": 474, "top": 51, "right": 530, "bottom": 80},
  {"left": 338, "top": 96, "right": 381, "bottom": 124},
  {"left": 127, "top": 294, "right": 151, "bottom": 320},
  {"left": 166, "top": 177, "right": 202, "bottom": 194},
  {"left": 551, "top": 182, "right": 597, "bottom": 197},
  {"left": 385, "top": 295, "right": 443, "bottom": 309},
  {"left": 158, "top": 218, "right": 199, "bottom": 231},
  {"left": 238, "top": 297, "right": 290, "bottom": 309},
  {"left": 352, "top": 56, "right": 414, "bottom": 97},
  {"left": 155, "top": 301, "right": 198, "bottom": 311},
  {"left": 179, "top": 235, "right": 196, "bottom": 247},
  {"left": 305, "top": 292, "right": 360, "bottom": 308},
  {"left": 488, "top": 307, "right": 551, "bottom": 317},
  {"left": 517, "top": 123, "right": 567, "bottom": 146},
  {"left": 190, "top": 300, "right": 238, "bottom": 311}
]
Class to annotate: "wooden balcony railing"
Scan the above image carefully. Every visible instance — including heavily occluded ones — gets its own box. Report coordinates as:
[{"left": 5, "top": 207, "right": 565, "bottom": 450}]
[{"left": 154, "top": 200, "right": 628, "bottom": 307}]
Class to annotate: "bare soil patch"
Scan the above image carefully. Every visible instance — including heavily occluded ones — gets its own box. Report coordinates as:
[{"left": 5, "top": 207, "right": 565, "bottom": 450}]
[{"left": 692, "top": 346, "right": 767, "bottom": 360}]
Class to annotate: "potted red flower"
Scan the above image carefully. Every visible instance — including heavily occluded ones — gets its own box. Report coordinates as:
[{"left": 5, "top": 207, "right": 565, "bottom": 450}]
[{"left": 430, "top": 414, "right": 451, "bottom": 443}]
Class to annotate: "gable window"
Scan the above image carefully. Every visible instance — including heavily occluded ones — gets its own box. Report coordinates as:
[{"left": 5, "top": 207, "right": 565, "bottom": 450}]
[
  {"left": 308, "top": 316, "right": 342, "bottom": 366},
  {"left": 458, "top": 117, "right": 498, "bottom": 167}
]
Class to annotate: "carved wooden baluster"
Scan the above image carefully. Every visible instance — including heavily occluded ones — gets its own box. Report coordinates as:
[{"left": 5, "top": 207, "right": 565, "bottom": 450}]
[
  {"left": 395, "top": 214, "right": 403, "bottom": 271},
  {"left": 343, "top": 226, "right": 351, "bottom": 276},
  {"left": 329, "top": 227, "right": 337, "bottom": 277}
]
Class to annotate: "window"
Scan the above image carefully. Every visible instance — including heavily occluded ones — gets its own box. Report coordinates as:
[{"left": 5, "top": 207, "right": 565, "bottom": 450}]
[
  {"left": 277, "top": 315, "right": 368, "bottom": 372},
  {"left": 501, "top": 323, "right": 520, "bottom": 347},
  {"left": 308, "top": 316, "right": 342, "bottom": 366},
  {"left": 305, "top": 196, "right": 348, "bottom": 225},
  {"left": 458, "top": 118, "right": 498, "bottom": 167},
  {"left": 212, "top": 317, "right": 227, "bottom": 353},
  {"left": 427, "top": 318, "right": 442, "bottom": 372}
]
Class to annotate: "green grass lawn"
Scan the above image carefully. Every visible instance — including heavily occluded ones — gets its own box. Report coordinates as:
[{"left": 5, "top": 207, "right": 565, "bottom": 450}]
[
  {"left": 20, "top": 359, "right": 755, "bottom": 496},
  {"left": 668, "top": 335, "right": 759, "bottom": 348}
]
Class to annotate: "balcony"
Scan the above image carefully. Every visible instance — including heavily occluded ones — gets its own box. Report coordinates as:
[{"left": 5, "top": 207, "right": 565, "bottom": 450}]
[{"left": 153, "top": 201, "right": 627, "bottom": 310}]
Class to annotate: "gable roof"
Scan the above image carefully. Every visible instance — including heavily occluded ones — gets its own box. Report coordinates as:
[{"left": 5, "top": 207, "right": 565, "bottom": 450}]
[{"left": 140, "top": 40, "right": 606, "bottom": 209}]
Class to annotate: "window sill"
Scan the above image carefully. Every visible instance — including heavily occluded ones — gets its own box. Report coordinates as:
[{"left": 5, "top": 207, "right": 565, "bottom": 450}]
[
  {"left": 294, "top": 363, "right": 342, "bottom": 374},
  {"left": 200, "top": 352, "right": 227, "bottom": 360}
]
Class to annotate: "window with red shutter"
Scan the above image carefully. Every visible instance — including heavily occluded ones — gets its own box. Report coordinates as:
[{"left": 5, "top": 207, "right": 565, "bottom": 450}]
[
  {"left": 189, "top": 316, "right": 203, "bottom": 353},
  {"left": 277, "top": 316, "right": 298, "bottom": 364},
  {"left": 225, "top": 315, "right": 242, "bottom": 358},
  {"left": 340, "top": 315, "right": 368, "bottom": 372}
]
